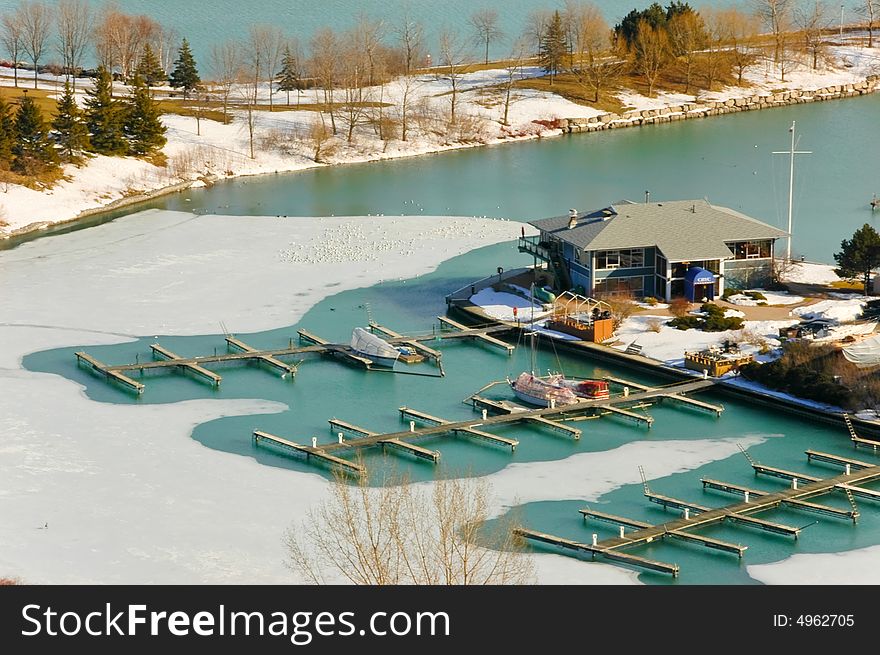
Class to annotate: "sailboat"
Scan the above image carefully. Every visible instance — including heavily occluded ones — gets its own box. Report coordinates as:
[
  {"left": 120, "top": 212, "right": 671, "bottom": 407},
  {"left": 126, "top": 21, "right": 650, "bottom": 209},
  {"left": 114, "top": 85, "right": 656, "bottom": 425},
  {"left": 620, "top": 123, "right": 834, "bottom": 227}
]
[
  {"left": 350, "top": 327, "right": 401, "bottom": 367},
  {"left": 508, "top": 330, "right": 609, "bottom": 407}
]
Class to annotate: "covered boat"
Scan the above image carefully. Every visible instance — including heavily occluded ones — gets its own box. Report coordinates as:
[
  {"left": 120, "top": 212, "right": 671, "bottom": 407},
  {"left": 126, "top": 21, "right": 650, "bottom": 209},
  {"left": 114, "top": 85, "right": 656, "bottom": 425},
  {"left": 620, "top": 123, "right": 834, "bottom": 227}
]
[
  {"left": 509, "top": 372, "right": 609, "bottom": 407},
  {"left": 351, "top": 327, "right": 400, "bottom": 367}
]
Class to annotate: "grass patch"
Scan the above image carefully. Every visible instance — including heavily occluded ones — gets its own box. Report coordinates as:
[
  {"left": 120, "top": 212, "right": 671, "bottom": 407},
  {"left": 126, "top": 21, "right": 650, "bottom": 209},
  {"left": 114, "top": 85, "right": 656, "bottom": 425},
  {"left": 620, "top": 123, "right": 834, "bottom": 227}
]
[
  {"left": 0, "top": 85, "right": 58, "bottom": 115},
  {"left": 0, "top": 167, "right": 67, "bottom": 190}
]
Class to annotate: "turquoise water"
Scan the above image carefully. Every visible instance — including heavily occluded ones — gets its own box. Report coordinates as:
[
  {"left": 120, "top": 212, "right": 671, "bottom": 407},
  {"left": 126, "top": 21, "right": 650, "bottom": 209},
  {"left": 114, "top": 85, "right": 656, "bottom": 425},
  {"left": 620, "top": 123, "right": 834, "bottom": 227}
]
[
  {"left": 152, "top": 93, "right": 880, "bottom": 264},
  {"left": 23, "top": 237, "right": 880, "bottom": 584},
  {"left": 4, "top": 0, "right": 856, "bottom": 65}
]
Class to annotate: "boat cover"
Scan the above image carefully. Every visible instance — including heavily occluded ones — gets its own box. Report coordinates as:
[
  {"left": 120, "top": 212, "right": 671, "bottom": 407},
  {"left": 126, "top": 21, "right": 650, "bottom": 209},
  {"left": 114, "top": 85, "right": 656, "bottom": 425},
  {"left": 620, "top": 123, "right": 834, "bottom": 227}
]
[
  {"left": 842, "top": 334, "right": 880, "bottom": 368},
  {"left": 351, "top": 327, "right": 399, "bottom": 360}
]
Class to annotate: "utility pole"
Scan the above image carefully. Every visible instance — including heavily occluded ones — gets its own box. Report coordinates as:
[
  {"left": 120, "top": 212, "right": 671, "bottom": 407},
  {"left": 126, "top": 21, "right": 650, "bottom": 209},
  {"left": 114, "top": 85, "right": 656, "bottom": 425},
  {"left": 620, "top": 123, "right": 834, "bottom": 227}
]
[
  {"left": 840, "top": 4, "right": 844, "bottom": 39},
  {"left": 773, "top": 121, "right": 812, "bottom": 261}
]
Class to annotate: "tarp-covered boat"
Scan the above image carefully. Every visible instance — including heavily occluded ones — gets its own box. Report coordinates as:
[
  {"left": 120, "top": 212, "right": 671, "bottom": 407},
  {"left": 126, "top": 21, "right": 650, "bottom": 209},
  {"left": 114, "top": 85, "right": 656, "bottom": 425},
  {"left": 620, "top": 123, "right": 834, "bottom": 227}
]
[{"left": 351, "top": 327, "right": 400, "bottom": 367}]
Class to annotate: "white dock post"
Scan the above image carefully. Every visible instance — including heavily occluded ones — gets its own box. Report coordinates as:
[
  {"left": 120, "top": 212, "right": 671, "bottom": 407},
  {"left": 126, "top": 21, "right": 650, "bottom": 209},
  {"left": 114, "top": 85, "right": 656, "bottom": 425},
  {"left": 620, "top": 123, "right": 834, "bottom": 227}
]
[
  {"left": 410, "top": 421, "right": 416, "bottom": 433},
  {"left": 703, "top": 369, "right": 709, "bottom": 380},
  {"left": 684, "top": 508, "right": 690, "bottom": 520},
  {"left": 744, "top": 491, "right": 750, "bottom": 504},
  {"left": 482, "top": 409, "right": 488, "bottom": 421},
  {"left": 846, "top": 464, "right": 851, "bottom": 475},
  {"left": 338, "top": 432, "right": 344, "bottom": 444},
  {"left": 619, "top": 526, "right": 625, "bottom": 538},
  {"left": 624, "top": 386, "right": 630, "bottom": 397},
  {"left": 792, "top": 478, "right": 798, "bottom": 490},
  {"left": 550, "top": 399, "right": 556, "bottom": 409},
  {"left": 311, "top": 437, "right": 318, "bottom": 448},
  {"left": 592, "top": 534, "right": 598, "bottom": 546}
]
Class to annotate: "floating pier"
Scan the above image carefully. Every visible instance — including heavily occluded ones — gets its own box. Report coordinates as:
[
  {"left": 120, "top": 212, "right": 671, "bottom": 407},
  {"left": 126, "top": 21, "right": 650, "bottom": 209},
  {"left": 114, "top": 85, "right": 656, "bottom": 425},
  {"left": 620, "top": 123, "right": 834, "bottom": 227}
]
[
  {"left": 519, "top": 448, "right": 880, "bottom": 577},
  {"left": 380, "top": 438, "right": 440, "bottom": 463},
  {"left": 150, "top": 344, "right": 222, "bottom": 387},
  {"left": 328, "top": 419, "right": 377, "bottom": 438},
  {"left": 603, "top": 376, "right": 724, "bottom": 416},
  {"left": 75, "top": 352, "right": 145, "bottom": 394},
  {"left": 437, "top": 316, "right": 515, "bottom": 354},
  {"left": 596, "top": 404, "right": 654, "bottom": 426},
  {"left": 226, "top": 336, "right": 299, "bottom": 376},
  {"left": 846, "top": 414, "right": 880, "bottom": 451},
  {"left": 252, "top": 430, "right": 365, "bottom": 476}
]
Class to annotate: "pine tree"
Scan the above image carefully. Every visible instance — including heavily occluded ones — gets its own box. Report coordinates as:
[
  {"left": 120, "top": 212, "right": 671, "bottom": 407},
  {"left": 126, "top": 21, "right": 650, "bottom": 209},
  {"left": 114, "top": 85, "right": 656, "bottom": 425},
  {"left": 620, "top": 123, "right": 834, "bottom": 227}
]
[
  {"left": 85, "top": 66, "right": 127, "bottom": 155},
  {"left": 12, "top": 93, "right": 58, "bottom": 175},
  {"left": 0, "top": 96, "right": 15, "bottom": 165},
  {"left": 52, "top": 81, "right": 90, "bottom": 162},
  {"left": 169, "top": 38, "right": 200, "bottom": 99},
  {"left": 539, "top": 11, "right": 568, "bottom": 86},
  {"left": 834, "top": 224, "right": 880, "bottom": 295},
  {"left": 135, "top": 44, "right": 167, "bottom": 88},
  {"left": 123, "top": 75, "right": 167, "bottom": 156},
  {"left": 277, "top": 45, "right": 303, "bottom": 106}
]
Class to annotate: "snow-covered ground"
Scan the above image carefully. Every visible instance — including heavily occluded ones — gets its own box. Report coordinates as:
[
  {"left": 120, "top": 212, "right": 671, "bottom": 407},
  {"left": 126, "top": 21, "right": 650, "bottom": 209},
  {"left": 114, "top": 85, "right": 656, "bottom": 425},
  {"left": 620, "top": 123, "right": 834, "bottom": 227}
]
[
  {"left": 792, "top": 298, "right": 868, "bottom": 323},
  {"left": 726, "top": 291, "right": 805, "bottom": 306},
  {"left": 780, "top": 260, "right": 842, "bottom": 285},
  {"left": 469, "top": 287, "right": 548, "bottom": 322},
  {"left": 613, "top": 315, "right": 796, "bottom": 366},
  {"left": 0, "top": 209, "right": 772, "bottom": 584},
  {"left": 749, "top": 545, "right": 880, "bottom": 585},
  {"left": 2, "top": 40, "right": 878, "bottom": 237}
]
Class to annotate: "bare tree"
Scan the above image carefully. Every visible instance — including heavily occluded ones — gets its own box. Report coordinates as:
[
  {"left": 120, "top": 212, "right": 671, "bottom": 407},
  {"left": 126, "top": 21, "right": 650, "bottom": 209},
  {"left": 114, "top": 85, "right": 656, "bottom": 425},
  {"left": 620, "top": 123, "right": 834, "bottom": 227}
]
[
  {"left": 309, "top": 27, "right": 339, "bottom": 135},
  {"left": 154, "top": 25, "right": 179, "bottom": 74},
  {"left": 701, "top": 8, "right": 731, "bottom": 90},
  {"left": 253, "top": 25, "right": 285, "bottom": 111},
  {"left": 857, "top": 0, "right": 878, "bottom": 47},
  {"left": 285, "top": 471, "right": 534, "bottom": 585},
  {"left": 19, "top": 1, "right": 53, "bottom": 89},
  {"left": 798, "top": 2, "right": 832, "bottom": 70},
  {"left": 632, "top": 20, "right": 669, "bottom": 97},
  {"left": 723, "top": 8, "right": 760, "bottom": 85},
  {"left": 437, "top": 29, "right": 469, "bottom": 126},
  {"left": 501, "top": 38, "right": 529, "bottom": 126},
  {"left": 524, "top": 9, "right": 553, "bottom": 57},
  {"left": 56, "top": 0, "right": 92, "bottom": 81},
  {"left": 395, "top": 15, "right": 425, "bottom": 142},
  {"left": 667, "top": 10, "right": 707, "bottom": 94},
  {"left": 567, "top": 2, "right": 623, "bottom": 103},
  {"left": 1, "top": 12, "right": 24, "bottom": 88},
  {"left": 339, "top": 33, "right": 370, "bottom": 143},
  {"left": 470, "top": 8, "right": 503, "bottom": 65},
  {"left": 94, "top": 7, "right": 161, "bottom": 82},
  {"left": 753, "top": 0, "right": 793, "bottom": 64},
  {"left": 209, "top": 39, "right": 241, "bottom": 123},
  {"left": 396, "top": 14, "right": 425, "bottom": 74},
  {"left": 235, "top": 68, "right": 258, "bottom": 159}
]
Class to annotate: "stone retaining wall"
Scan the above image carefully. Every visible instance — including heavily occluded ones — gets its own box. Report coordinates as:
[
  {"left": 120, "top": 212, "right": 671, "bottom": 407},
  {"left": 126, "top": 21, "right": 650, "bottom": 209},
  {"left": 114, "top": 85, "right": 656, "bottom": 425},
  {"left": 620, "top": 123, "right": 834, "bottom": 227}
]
[{"left": 560, "top": 75, "right": 879, "bottom": 133}]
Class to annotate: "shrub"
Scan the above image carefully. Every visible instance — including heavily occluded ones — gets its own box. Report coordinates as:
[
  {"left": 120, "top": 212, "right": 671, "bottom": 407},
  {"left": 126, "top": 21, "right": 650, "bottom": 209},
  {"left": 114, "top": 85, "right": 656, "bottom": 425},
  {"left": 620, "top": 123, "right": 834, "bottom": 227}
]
[
  {"left": 646, "top": 318, "right": 663, "bottom": 332},
  {"left": 669, "top": 303, "right": 744, "bottom": 332},
  {"left": 746, "top": 291, "right": 767, "bottom": 301},
  {"left": 668, "top": 297, "right": 691, "bottom": 318},
  {"left": 642, "top": 296, "right": 658, "bottom": 306}
]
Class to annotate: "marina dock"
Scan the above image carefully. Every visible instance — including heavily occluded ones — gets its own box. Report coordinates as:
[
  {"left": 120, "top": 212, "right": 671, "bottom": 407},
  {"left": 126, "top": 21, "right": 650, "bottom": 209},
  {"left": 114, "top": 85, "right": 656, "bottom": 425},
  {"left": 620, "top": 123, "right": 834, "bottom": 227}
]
[
  {"left": 252, "top": 430, "right": 365, "bottom": 476},
  {"left": 518, "top": 449, "right": 880, "bottom": 578},
  {"left": 603, "top": 376, "right": 724, "bottom": 416},
  {"left": 73, "top": 319, "right": 512, "bottom": 394},
  {"left": 252, "top": 377, "right": 721, "bottom": 475}
]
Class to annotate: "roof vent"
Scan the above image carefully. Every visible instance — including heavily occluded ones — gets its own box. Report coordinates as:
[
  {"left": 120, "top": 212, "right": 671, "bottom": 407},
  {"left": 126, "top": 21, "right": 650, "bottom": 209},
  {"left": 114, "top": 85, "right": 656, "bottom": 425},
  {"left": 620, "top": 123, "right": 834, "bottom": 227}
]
[{"left": 568, "top": 209, "right": 578, "bottom": 229}]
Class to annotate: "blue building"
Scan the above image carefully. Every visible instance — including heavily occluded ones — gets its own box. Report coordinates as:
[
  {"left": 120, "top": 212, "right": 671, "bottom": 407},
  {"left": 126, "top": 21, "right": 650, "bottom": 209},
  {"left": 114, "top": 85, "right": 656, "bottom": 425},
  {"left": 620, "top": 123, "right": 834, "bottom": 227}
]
[{"left": 519, "top": 199, "right": 787, "bottom": 302}]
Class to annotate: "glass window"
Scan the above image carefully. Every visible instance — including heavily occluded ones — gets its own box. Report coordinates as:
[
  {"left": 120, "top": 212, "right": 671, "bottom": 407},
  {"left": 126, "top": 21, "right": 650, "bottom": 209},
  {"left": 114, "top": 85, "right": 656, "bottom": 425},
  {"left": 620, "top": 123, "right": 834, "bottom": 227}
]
[
  {"left": 594, "top": 276, "right": 644, "bottom": 298},
  {"left": 596, "top": 249, "right": 643, "bottom": 270},
  {"left": 728, "top": 241, "right": 772, "bottom": 260}
]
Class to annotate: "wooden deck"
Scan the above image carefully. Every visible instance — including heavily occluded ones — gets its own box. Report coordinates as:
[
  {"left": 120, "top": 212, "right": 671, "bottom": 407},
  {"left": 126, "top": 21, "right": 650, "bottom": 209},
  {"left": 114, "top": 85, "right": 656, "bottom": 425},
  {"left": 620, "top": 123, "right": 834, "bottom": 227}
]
[
  {"left": 75, "top": 352, "right": 145, "bottom": 394},
  {"left": 252, "top": 430, "right": 365, "bottom": 476},
  {"left": 150, "top": 344, "right": 222, "bottom": 387}
]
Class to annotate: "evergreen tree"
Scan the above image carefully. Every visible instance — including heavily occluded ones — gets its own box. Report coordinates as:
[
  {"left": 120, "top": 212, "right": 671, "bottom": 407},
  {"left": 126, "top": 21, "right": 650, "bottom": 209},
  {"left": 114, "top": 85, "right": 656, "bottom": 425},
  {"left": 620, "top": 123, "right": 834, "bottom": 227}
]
[
  {"left": 52, "top": 81, "right": 90, "bottom": 162},
  {"left": 85, "top": 66, "right": 127, "bottom": 155},
  {"left": 12, "top": 93, "right": 58, "bottom": 175},
  {"left": 169, "top": 38, "right": 200, "bottom": 99},
  {"left": 834, "top": 224, "right": 880, "bottom": 295},
  {"left": 0, "top": 96, "right": 15, "bottom": 165},
  {"left": 123, "top": 75, "right": 167, "bottom": 156},
  {"left": 276, "top": 46, "right": 303, "bottom": 106},
  {"left": 539, "top": 11, "right": 568, "bottom": 86},
  {"left": 135, "top": 44, "right": 166, "bottom": 88}
]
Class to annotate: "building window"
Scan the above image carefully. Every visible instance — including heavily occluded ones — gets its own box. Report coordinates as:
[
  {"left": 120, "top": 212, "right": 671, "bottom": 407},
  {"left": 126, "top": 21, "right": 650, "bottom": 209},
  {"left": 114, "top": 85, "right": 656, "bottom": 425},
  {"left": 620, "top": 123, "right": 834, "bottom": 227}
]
[
  {"left": 594, "top": 275, "right": 644, "bottom": 298},
  {"left": 596, "top": 248, "right": 644, "bottom": 270},
  {"left": 728, "top": 240, "right": 771, "bottom": 260},
  {"left": 576, "top": 249, "right": 591, "bottom": 267},
  {"left": 655, "top": 252, "right": 667, "bottom": 276}
]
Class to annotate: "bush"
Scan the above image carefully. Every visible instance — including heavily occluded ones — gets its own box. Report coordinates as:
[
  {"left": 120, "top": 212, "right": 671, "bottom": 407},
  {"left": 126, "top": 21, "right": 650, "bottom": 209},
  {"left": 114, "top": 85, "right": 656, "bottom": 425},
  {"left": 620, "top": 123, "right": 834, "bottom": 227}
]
[
  {"left": 746, "top": 291, "right": 767, "bottom": 301},
  {"left": 646, "top": 318, "right": 663, "bottom": 332},
  {"left": 642, "top": 296, "right": 659, "bottom": 306},
  {"left": 668, "top": 303, "right": 744, "bottom": 332},
  {"left": 668, "top": 297, "right": 691, "bottom": 318}
]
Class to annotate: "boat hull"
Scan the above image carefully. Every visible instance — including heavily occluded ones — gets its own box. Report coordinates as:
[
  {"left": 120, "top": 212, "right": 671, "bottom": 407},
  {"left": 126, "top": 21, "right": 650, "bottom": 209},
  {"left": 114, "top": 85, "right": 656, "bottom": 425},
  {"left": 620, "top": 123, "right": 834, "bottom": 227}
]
[{"left": 354, "top": 352, "right": 398, "bottom": 368}]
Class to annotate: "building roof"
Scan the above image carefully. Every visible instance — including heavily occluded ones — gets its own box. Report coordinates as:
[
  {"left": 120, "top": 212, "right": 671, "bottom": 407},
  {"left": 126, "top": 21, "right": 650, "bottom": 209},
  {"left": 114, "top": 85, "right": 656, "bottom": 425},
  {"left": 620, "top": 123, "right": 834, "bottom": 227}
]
[{"left": 529, "top": 199, "right": 787, "bottom": 262}]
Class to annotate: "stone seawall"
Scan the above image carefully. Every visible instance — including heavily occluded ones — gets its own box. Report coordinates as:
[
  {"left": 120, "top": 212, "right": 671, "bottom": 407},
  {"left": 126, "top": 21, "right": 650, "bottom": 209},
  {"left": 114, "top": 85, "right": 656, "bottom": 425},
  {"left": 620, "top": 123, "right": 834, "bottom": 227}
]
[{"left": 561, "top": 76, "right": 879, "bottom": 133}]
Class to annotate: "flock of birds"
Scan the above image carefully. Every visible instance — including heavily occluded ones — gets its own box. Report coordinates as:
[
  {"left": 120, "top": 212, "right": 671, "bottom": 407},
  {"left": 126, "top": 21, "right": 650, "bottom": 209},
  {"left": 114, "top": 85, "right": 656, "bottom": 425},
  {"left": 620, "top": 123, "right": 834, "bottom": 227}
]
[{"left": 276, "top": 216, "right": 515, "bottom": 265}]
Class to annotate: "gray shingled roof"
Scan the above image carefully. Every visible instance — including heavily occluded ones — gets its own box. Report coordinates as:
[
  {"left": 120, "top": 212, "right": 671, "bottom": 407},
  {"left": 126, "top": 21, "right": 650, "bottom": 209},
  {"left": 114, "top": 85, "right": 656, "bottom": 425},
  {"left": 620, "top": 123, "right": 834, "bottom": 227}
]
[{"left": 529, "top": 200, "right": 787, "bottom": 261}]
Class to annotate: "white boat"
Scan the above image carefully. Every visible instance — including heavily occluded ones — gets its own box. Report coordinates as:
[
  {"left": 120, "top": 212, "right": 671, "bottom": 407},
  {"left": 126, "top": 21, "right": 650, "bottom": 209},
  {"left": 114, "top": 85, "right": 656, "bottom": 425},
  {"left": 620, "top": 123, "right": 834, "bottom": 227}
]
[
  {"left": 509, "top": 372, "right": 610, "bottom": 407},
  {"left": 351, "top": 327, "right": 400, "bottom": 367}
]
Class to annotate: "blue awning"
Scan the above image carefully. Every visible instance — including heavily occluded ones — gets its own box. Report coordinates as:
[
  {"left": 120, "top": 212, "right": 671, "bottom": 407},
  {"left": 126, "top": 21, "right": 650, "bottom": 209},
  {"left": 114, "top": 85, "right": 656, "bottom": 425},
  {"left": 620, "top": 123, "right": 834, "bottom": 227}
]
[{"left": 685, "top": 267, "right": 715, "bottom": 285}]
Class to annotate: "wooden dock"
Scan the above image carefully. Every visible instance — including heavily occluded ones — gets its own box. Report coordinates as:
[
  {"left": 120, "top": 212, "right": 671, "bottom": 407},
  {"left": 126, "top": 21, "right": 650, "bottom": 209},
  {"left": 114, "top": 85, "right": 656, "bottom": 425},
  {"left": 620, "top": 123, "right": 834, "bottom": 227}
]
[
  {"left": 604, "top": 376, "right": 724, "bottom": 416},
  {"left": 252, "top": 430, "right": 365, "bottom": 476},
  {"left": 524, "top": 416, "right": 582, "bottom": 439},
  {"left": 380, "top": 438, "right": 441, "bottom": 463},
  {"left": 227, "top": 336, "right": 299, "bottom": 376},
  {"left": 806, "top": 450, "right": 872, "bottom": 471},
  {"left": 150, "top": 344, "right": 222, "bottom": 387},
  {"left": 328, "top": 419, "right": 377, "bottom": 438},
  {"left": 75, "top": 352, "right": 145, "bottom": 394},
  {"left": 596, "top": 404, "right": 654, "bottom": 426},
  {"left": 437, "top": 315, "right": 515, "bottom": 353},
  {"left": 846, "top": 414, "right": 880, "bottom": 451},
  {"left": 701, "top": 478, "right": 859, "bottom": 521}
]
